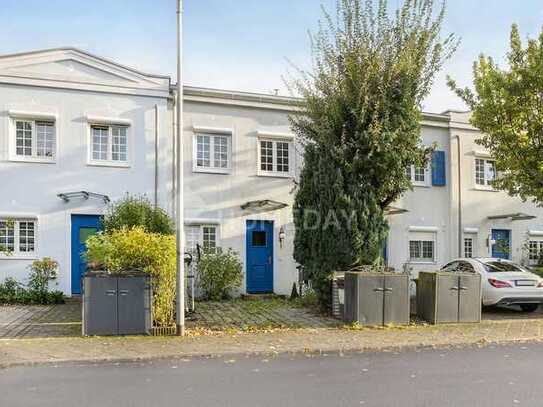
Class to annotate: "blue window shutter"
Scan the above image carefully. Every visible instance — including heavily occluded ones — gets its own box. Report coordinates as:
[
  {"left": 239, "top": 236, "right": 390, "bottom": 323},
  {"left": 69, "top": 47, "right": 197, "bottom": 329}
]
[{"left": 431, "top": 151, "right": 446, "bottom": 186}]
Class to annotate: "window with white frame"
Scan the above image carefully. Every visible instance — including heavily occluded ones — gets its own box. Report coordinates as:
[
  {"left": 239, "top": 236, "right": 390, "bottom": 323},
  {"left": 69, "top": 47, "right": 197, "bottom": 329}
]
[
  {"left": 13, "top": 119, "right": 56, "bottom": 160},
  {"left": 184, "top": 224, "right": 218, "bottom": 253},
  {"left": 464, "top": 236, "right": 475, "bottom": 258},
  {"left": 528, "top": 240, "right": 543, "bottom": 265},
  {"left": 475, "top": 158, "right": 496, "bottom": 187},
  {"left": 408, "top": 231, "right": 436, "bottom": 262},
  {"left": 0, "top": 219, "right": 36, "bottom": 256},
  {"left": 258, "top": 139, "right": 292, "bottom": 176},
  {"left": 90, "top": 125, "right": 128, "bottom": 164},
  {"left": 406, "top": 165, "right": 428, "bottom": 186},
  {"left": 194, "top": 133, "right": 231, "bottom": 173}
]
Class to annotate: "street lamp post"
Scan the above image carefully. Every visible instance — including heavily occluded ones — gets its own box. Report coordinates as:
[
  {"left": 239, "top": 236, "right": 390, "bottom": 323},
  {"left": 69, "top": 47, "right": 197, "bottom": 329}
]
[{"left": 175, "top": 0, "right": 185, "bottom": 336}]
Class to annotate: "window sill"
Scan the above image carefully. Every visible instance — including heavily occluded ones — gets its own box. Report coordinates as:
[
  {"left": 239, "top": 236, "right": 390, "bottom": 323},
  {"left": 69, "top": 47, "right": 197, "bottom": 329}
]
[
  {"left": 87, "top": 160, "right": 130, "bottom": 168},
  {"left": 9, "top": 156, "right": 56, "bottom": 164},
  {"left": 257, "top": 171, "right": 292, "bottom": 179},
  {"left": 409, "top": 260, "right": 437, "bottom": 265},
  {"left": 473, "top": 185, "right": 499, "bottom": 192},
  {"left": 412, "top": 183, "right": 430, "bottom": 188},
  {"left": 0, "top": 254, "right": 38, "bottom": 261},
  {"left": 193, "top": 166, "right": 231, "bottom": 175}
]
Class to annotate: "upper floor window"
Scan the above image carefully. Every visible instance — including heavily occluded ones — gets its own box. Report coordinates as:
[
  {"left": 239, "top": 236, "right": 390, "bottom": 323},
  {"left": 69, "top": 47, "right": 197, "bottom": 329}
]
[
  {"left": 258, "top": 139, "right": 292, "bottom": 177},
  {"left": 193, "top": 133, "right": 231, "bottom": 174},
  {"left": 13, "top": 119, "right": 56, "bottom": 161},
  {"left": 475, "top": 158, "right": 496, "bottom": 187},
  {"left": 0, "top": 218, "right": 36, "bottom": 257},
  {"left": 406, "top": 165, "right": 429, "bottom": 187},
  {"left": 90, "top": 125, "right": 128, "bottom": 165}
]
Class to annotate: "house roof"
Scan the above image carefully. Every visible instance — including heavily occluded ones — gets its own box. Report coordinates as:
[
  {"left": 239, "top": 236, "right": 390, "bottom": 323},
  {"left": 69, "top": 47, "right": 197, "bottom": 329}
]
[{"left": 0, "top": 47, "right": 171, "bottom": 98}]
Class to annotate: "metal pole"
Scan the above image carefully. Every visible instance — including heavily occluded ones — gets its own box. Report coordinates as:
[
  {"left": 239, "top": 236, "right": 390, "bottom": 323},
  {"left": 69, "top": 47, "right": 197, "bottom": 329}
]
[{"left": 175, "top": 0, "right": 185, "bottom": 336}]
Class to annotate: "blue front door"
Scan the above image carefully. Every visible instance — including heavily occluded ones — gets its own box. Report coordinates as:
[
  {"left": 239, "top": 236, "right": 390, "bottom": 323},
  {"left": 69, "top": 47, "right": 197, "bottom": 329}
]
[
  {"left": 246, "top": 220, "right": 274, "bottom": 293},
  {"left": 71, "top": 215, "right": 102, "bottom": 294},
  {"left": 491, "top": 229, "right": 511, "bottom": 259}
]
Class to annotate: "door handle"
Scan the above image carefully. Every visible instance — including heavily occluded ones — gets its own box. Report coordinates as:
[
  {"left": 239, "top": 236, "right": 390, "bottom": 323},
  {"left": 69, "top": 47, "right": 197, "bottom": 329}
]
[
  {"left": 383, "top": 287, "right": 393, "bottom": 292},
  {"left": 119, "top": 290, "right": 129, "bottom": 296},
  {"left": 106, "top": 289, "right": 116, "bottom": 296},
  {"left": 459, "top": 286, "right": 468, "bottom": 291},
  {"left": 450, "top": 286, "right": 459, "bottom": 291},
  {"left": 373, "top": 288, "right": 385, "bottom": 292},
  {"left": 268, "top": 256, "right": 272, "bottom": 264}
]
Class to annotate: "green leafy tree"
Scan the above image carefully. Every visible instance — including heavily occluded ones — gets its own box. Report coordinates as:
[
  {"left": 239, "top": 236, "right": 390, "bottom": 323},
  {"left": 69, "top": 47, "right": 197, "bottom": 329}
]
[
  {"left": 290, "top": 0, "right": 457, "bottom": 306},
  {"left": 448, "top": 25, "right": 543, "bottom": 204},
  {"left": 103, "top": 194, "right": 174, "bottom": 235}
]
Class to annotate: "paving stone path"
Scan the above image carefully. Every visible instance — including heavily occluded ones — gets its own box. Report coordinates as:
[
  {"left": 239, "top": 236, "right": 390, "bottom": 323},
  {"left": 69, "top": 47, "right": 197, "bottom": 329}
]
[
  {"left": 0, "top": 302, "right": 81, "bottom": 338},
  {"left": 2, "top": 299, "right": 543, "bottom": 339},
  {"left": 187, "top": 300, "right": 341, "bottom": 330}
]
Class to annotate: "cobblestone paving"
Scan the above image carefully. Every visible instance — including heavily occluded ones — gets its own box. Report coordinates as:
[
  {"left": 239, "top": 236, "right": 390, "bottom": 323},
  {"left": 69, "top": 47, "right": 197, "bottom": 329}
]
[
  {"left": 3, "top": 299, "right": 543, "bottom": 339},
  {"left": 187, "top": 299, "right": 341, "bottom": 330},
  {"left": 0, "top": 302, "right": 81, "bottom": 338}
]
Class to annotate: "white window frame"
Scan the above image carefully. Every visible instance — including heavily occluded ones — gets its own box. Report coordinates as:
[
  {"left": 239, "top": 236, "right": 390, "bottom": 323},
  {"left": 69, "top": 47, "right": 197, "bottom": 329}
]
[
  {"left": 528, "top": 238, "right": 543, "bottom": 266},
  {"left": 9, "top": 115, "right": 57, "bottom": 164},
  {"left": 184, "top": 223, "right": 220, "bottom": 253},
  {"left": 463, "top": 233, "right": 477, "bottom": 258},
  {"left": 257, "top": 136, "right": 294, "bottom": 178},
  {"left": 474, "top": 157, "right": 496, "bottom": 190},
  {"left": 192, "top": 132, "right": 232, "bottom": 174},
  {"left": 0, "top": 217, "right": 38, "bottom": 259},
  {"left": 408, "top": 228, "right": 437, "bottom": 264},
  {"left": 406, "top": 164, "right": 430, "bottom": 187},
  {"left": 87, "top": 122, "right": 130, "bottom": 168}
]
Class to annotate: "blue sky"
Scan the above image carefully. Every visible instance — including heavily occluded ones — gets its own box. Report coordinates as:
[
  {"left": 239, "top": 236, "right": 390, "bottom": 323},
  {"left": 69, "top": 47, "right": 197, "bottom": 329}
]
[{"left": 1, "top": 0, "right": 542, "bottom": 113}]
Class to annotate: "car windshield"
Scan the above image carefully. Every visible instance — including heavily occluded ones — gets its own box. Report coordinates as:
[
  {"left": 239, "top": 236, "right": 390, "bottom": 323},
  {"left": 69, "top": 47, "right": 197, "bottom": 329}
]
[{"left": 482, "top": 261, "right": 527, "bottom": 273}]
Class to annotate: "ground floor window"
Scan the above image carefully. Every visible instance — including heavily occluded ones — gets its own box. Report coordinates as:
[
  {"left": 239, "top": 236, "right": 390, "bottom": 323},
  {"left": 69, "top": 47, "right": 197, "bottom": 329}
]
[
  {"left": 184, "top": 224, "right": 218, "bottom": 254},
  {"left": 407, "top": 229, "right": 437, "bottom": 263},
  {"left": 528, "top": 240, "right": 543, "bottom": 265},
  {"left": 0, "top": 218, "right": 36, "bottom": 256},
  {"left": 409, "top": 240, "right": 435, "bottom": 262},
  {"left": 464, "top": 235, "right": 477, "bottom": 258}
]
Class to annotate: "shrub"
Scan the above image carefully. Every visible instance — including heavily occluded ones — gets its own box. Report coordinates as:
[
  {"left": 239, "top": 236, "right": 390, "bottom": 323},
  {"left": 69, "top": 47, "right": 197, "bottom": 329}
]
[
  {"left": 27, "top": 257, "right": 59, "bottom": 292},
  {"left": 198, "top": 248, "right": 243, "bottom": 301},
  {"left": 0, "top": 277, "right": 24, "bottom": 304},
  {"left": 86, "top": 227, "right": 176, "bottom": 326},
  {"left": 103, "top": 195, "right": 174, "bottom": 235},
  {"left": 0, "top": 259, "right": 64, "bottom": 306}
]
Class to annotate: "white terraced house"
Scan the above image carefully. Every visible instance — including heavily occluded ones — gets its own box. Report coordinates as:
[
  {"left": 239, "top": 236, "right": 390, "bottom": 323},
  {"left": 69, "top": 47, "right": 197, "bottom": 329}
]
[{"left": 1, "top": 48, "right": 543, "bottom": 296}]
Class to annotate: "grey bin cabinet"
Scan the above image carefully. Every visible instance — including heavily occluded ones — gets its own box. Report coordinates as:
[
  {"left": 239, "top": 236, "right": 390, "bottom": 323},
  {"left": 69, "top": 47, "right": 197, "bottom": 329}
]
[
  {"left": 417, "top": 272, "right": 481, "bottom": 324},
  {"left": 344, "top": 272, "right": 410, "bottom": 326},
  {"left": 82, "top": 272, "right": 152, "bottom": 336}
]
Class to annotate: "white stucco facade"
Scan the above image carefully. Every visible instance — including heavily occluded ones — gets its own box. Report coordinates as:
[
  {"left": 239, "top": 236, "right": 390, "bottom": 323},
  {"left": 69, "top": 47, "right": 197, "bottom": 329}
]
[{"left": 2, "top": 48, "right": 543, "bottom": 296}]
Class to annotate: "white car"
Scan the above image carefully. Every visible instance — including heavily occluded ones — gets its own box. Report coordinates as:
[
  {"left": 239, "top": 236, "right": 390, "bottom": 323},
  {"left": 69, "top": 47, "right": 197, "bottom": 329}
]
[{"left": 440, "top": 258, "right": 543, "bottom": 312}]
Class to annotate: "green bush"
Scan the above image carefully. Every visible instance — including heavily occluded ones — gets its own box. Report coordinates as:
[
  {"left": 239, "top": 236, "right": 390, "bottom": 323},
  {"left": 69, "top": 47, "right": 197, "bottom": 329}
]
[
  {"left": 198, "top": 248, "right": 243, "bottom": 301},
  {"left": 103, "top": 195, "right": 174, "bottom": 235},
  {"left": 86, "top": 227, "right": 176, "bottom": 327},
  {"left": 0, "top": 258, "right": 65, "bottom": 305}
]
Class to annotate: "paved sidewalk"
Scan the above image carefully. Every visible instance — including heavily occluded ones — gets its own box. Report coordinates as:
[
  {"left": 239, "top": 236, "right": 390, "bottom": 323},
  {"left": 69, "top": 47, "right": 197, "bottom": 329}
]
[
  {"left": 0, "top": 303, "right": 81, "bottom": 338},
  {"left": 2, "top": 318, "right": 543, "bottom": 368}
]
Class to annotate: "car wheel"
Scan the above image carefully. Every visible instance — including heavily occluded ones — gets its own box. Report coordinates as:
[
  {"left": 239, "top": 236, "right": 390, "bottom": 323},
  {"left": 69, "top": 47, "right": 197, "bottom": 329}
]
[{"left": 520, "top": 304, "right": 539, "bottom": 312}]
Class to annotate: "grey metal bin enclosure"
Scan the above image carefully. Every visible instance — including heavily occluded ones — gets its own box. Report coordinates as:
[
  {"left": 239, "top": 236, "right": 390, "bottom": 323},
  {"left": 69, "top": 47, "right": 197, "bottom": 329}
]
[
  {"left": 417, "top": 272, "right": 481, "bottom": 324},
  {"left": 82, "top": 272, "right": 152, "bottom": 336},
  {"left": 344, "top": 272, "right": 410, "bottom": 326}
]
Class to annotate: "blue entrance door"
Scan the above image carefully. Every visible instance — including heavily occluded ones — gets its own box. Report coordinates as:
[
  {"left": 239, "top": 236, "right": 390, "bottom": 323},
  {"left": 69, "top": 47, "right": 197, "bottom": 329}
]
[
  {"left": 71, "top": 215, "right": 102, "bottom": 294},
  {"left": 246, "top": 220, "right": 274, "bottom": 293},
  {"left": 491, "top": 229, "right": 511, "bottom": 259}
]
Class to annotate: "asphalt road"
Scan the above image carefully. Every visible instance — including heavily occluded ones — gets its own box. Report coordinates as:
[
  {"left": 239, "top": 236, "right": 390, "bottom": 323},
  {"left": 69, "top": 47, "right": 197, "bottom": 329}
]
[{"left": 1, "top": 343, "right": 541, "bottom": 407}]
